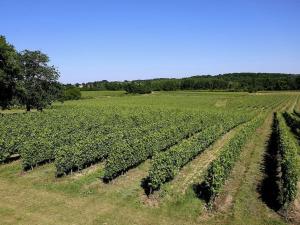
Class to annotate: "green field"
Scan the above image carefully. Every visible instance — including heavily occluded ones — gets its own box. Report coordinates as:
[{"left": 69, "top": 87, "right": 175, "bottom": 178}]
[{"left": 1, "top": 91, "right": 300, "bottom": 225}]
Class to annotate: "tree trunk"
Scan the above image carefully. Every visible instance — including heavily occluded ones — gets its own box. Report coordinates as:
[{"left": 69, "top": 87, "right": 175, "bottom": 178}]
[{"left": 26, "top": 105, "right": 31, "bottom": 112}]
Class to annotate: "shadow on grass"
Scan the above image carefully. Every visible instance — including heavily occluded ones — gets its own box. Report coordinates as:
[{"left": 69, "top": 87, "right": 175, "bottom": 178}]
[
  {"left": 24, "top": 159, "right": 55, "bottom": 172},
  {"left": 2, "top": 154, "right": 20, "bottom": 164},
  {"left": 257, "top": 115, "right": 281, "bottom": 211},
  {"left": 192, "top": 182, "right": 211, "bottom": 204},
  {"left": 140, "top": 176, "right": 154, "bottom": 196}
]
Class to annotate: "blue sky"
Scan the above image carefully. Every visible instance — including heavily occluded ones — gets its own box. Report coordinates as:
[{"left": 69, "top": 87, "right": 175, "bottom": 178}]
[{"left": 1, "top": 0, "right": 299, "bottom": 83}]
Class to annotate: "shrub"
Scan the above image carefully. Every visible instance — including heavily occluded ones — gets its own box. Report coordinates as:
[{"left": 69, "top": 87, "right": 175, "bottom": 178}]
[{"left": 63, "top": 87, "right": 81, "bottom": 100}]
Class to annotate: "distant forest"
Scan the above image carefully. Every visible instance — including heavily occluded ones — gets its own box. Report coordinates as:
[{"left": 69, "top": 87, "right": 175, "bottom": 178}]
[{"left": 70, "top": 73, "right": 300, "bottom": 93}]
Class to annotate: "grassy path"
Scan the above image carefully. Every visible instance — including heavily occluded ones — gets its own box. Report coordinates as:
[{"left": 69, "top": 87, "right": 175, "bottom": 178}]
[
  {"left": 201, "top": 96, "right": 299, "bottom": 224},
  {"left": 206, "top": 111, "right": 285, "bottom": 224}
]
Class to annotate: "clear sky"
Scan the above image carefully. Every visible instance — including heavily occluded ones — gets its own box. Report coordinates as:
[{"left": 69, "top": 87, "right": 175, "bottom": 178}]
[{"left": 1, "top": 0, "right": 299, "bottom": 83}]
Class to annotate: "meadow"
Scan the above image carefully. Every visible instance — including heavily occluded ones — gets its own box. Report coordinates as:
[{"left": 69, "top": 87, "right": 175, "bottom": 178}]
[{"left": 0, "top": 91, "right": 299, "bottom": 225}]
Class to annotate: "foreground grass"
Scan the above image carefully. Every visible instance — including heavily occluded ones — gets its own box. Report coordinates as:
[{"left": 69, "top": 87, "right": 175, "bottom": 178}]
[{"left": 0, "top": 160, "right": 203, "bottom": 225}]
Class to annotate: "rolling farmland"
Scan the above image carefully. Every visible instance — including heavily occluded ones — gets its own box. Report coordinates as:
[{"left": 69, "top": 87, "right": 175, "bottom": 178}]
[{"left": 1, "top": 91, "right": 300, "bottom": 225}]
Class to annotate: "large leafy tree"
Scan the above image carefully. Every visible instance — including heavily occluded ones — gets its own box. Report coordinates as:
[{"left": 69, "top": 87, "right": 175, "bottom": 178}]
[
  {"left": 0, "top": 35, "right": 21, "bottom": 109},
  {"left": 19, "top": 50, "right": 61, "bottom": 111}
]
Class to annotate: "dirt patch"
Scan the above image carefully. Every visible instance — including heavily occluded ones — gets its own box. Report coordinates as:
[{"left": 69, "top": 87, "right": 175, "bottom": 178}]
[
  {"left": 215, "top": 99, "right": 227, "bottom": 107},
  {"left": 286, "top": 182, "right": 300, "bottom": 223},
  {"left": 213, "top": 194, "right": 233, "bottom": 212},
  {"left": 141, "top": 192, "right": 160, "bottom": 207}
]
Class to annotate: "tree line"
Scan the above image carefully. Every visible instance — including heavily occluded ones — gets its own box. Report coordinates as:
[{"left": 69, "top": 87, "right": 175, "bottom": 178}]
[
  {"left": 0, "top": 35, "right": 81, "bottom": 111},
  {"left": 78, "top": 73, "right": 300, "bottom": 94}
]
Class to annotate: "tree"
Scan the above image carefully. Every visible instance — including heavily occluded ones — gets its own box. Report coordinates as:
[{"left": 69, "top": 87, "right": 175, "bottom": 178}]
[
  {"left": 124, "top": 81, "right": 151, "bottom": 94},
  {"left": 19, "top": 50, "right": 61, "bottom": 111},
  {"left": 0, "top": 35, "right": 21, "bottom": 109},
  {"left": 162, "top": 79, "right": 179, "bottom": 91}
]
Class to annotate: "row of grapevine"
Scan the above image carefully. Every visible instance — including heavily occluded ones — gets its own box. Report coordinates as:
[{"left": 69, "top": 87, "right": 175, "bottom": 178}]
[
  {"left": 223, "top": 93, "right": 288, "bottom": 112},
  {"left": 0, "top": 113, "right": 38, "bottom": 163},
  {"left": 283, "top": 112, "right": 300, "bottom": 137},
  {"left": 23, "top": 109, "right": 183, "bottom": 170},
  {"left": 54, "top": 111, "right": 189, "bottom": 176},
  {"left": 20, "top": 114, "right": 128, "bottom": 169},
  {"left": 0, "top": 108, "right": 105, "bottom": 163},
  {"left": 293, "top": 96, "right": 300, "bottom": 117},
  {"left": 1, "top": 106, "right": 176, "bottom": 168},
  {"left": 200, "top": 114, "right": 265, "bottom": 202},
  {"left": 276, "top": 113, "right": 299, "bottom": 209},
  {"left": 0, "top": 93, "right": 290, "bottom": 178},
  {"left": 147, "top": 114, "right": 250, "bottom": 190},
  {"left": 102, "top": 113, "right": 222, "bottom": 181}
]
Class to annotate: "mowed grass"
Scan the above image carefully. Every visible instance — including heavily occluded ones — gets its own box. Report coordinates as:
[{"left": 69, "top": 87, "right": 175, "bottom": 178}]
[
  {"left": 81, "top": 90, "right": 126, "bottom": 99},
  {"left": 0, "top": 159, "right": 202, "bottom": 225},
  {"left": 0, "top": 91, "right": 299, "bottom": 225}
]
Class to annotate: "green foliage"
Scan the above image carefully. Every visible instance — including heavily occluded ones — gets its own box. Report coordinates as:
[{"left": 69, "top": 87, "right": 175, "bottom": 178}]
[
  {"left": 51, "top": 108, "right": 188, "bottom": 176},
  {"left": 103, "top": 113, "right": 237, "bottom": 181},
  {"left": 283, "top": 112, "right": 300, "bottom": 136},
  {"left": 20, "top": 108, "right": 149, "bottom": 170},
  {"left": 21, "top": 134, "right": 54, "bottom": 169},
  {"left": 0, "top": 35, "right": 21, "bottom": 109},
  {"left": 201, "top": 115, "right": 264, "bottom": 202},
  {"left": 55, "top": 133, "right": 119, "bottom": 176},
  {"left": 54, "top": 112, "right": 158, "bottom": 176},
  {"left": 276, "top": 113, "right": 299, "bottom": 209},
  {"left": 62, "top": 87, "right": 82, "bottom": 101},
  {"left": 148, "top": 114, "right": 250, "bottom": 190},
  {"left": 0, "top": 92, "right": 290, "bottom": 177},
  {"left": 0, "top": 113, "right": 31, "bottom": 163}
]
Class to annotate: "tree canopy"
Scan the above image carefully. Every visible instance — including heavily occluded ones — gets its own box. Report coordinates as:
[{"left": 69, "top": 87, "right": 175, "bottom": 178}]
[
  {"left": 19, "top": 50, "right": 61, "bottom": 111},
  {"left": 0, "top": 35, "right": 62, "bottom": 111},
  {"left": 0, "top": 36, "right": 21, "bottom": 109}
]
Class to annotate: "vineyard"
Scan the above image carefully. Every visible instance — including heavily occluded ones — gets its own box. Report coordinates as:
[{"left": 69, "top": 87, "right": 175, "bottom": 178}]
[{"left": 0, "top": 91, "right": 300, "bottom": 225}]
